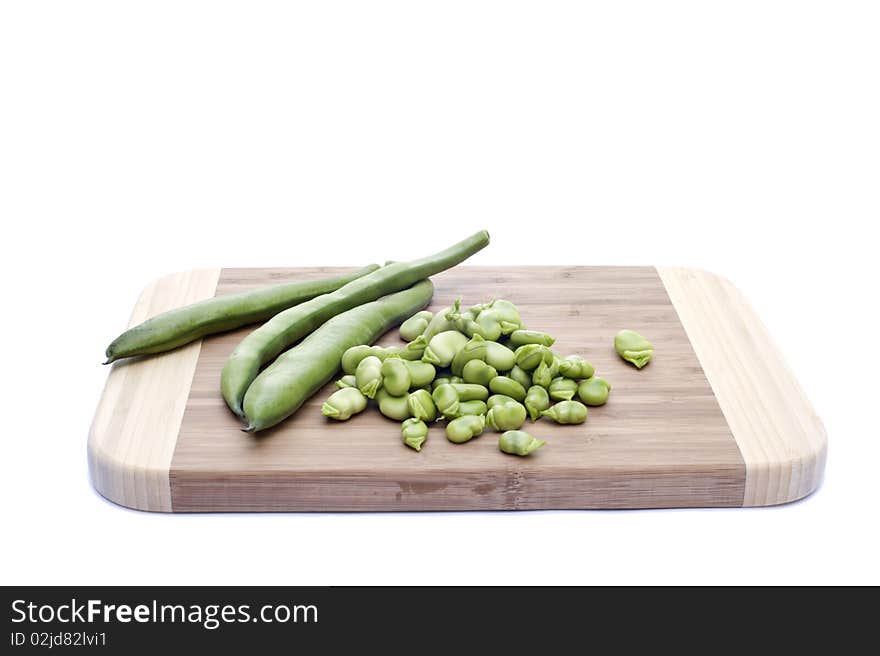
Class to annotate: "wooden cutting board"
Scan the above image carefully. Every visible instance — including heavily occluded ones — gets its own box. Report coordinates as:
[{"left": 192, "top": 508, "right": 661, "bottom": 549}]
[{"left": 89, "top": 266, "right": 826, "bottom": 512}]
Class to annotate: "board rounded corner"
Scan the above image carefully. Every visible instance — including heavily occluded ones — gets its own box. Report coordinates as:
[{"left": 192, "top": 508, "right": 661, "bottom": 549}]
[
  {"left": 743, "top": 425, "right": 828, "bottom": 507},
  {"left": 658, "top": 265, "right": 828, "bottom": 508},
  {"left": 87, "top": 430, "right": 173, "bottom": 513}
]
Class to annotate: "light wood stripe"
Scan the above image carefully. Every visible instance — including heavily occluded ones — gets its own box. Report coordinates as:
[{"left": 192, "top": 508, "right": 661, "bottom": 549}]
[
  {"left": 88, "top": 269, "right": 221, "bottom": 511},
  {"left": 658, "top": 267, "right": 827, "bottom": 506}
]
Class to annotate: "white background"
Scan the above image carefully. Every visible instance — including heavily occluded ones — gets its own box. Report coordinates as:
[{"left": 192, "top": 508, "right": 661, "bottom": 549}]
[{"left": 1, "top": 1, "right": 878, "bottom": 585}]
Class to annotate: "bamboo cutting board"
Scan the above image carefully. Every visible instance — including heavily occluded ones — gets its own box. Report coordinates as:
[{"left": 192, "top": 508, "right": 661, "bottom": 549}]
[{"left": 89, "top": 266, "right": 826, "bottom": 512}]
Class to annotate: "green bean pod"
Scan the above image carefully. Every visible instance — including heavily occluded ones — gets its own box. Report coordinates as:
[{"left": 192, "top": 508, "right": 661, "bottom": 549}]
[
  {"left": 104, "top": 264, "right": 380, "bottom": 364},
  {"left": 242, "top": 280, "right": 434, "bottom": 432},
  {"left": 223, "top": 231, "right": 489, "bottom": 417}
]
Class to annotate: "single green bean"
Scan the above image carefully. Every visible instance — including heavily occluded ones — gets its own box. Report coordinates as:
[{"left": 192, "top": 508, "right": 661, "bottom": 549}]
[
  {"left": 524, "top": 385, "right": 550, "bottom": 421},
  {"left": 380, "top": 357, "right": 411, "bottom": 396},
  {"left": 486, "top": 401, "right": 527, "bottom": 431},
  {"left": 422, "top": 330, "right": 469, "bottom": 367},
  {"left": 489, "top": 376, "right": 526, "bottom": 402},
  {"left": 514, "top": 344, "right": 553, "bottom": 371},
  {"left": 450, "top": 334, "right": 489, "bottom": 376},
  {"left": 355, "top": 355, "right": 384, "bottom": 399},
  {"left": 461, "top": 359, "right": 497, "bottom": 387},
  {"left": 487, "top": 394, "right": 517, "bottom": 409},
  {"left": 548, "top": 376, "right": 579, "bottom": 401},
  {"left": 558, "top": 355, "right": 595, "bottom": 380},
  {"left": 408, "top": 389, "right": 437, "bottom": 422},
  {"left": 376, "top": 389, "right": 412, "bottom": 421},
  {"left": 321, "top": 387, "right": 368, "bottom": 420},
  {"left": 449, "top": 383, "right": 489, "bottom": 401},
  {"left": 401, "top": 418, "right": 429, "bottom": 451},
  {"left": 335, "top": 374, "right": 357, "bottom": 389},
  {"left": 455, "top": 399, "right": 488, "bottom": 417},
  {"left": 484, "top": 341, "right": 516, "bottom": 371},
  {"left": 445, "top": 414, "right": 485, "bottom": 444},
  {"left": 509, "top": 330, "right": 556, "bottom": 348},
  {"left": 614, "top": 329, "right": 654, "bottom": 369},
  {"left": 541, "top": 400, "right": 588, "bottom": 424},
  {"left": 223, "top": 231, "right": 489, "bottom": 417},
  {"left": 499, "top": 430, "right": 545, "bottom": 456},
  {"left": 432, "top": 383, "right": 460, "bottom": 419},
  {"left": 507, "top": 365, "right": 533, "bottom": 391},
  {"left": 399, "top": 310, "right": 433, "bottom": 342},
  {"left": 531, "top": 359, "right": 552, "bottom": 388},
  {"left": 402, "top": 360, "right": 436, "bottom": 389},
  {"left": 577, "top": 377, "right": 612, "bottom": 406},
  {"left": 104, "top": 265, "right": 380, "bottom": 363}
]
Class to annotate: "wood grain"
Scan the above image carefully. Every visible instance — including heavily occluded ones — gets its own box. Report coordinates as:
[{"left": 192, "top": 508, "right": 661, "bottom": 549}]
[
  {"left": 658, "top": 267, "right": 827, "bottom": 505},
  {"left": 88, "top": 265, "right": 826, "bottom": 512},
  {"left": 170, "top": 266, "right": 744, "bottom": 511},
  {"left": 88, "top": 269, "right": 220, "bottom": 511}
]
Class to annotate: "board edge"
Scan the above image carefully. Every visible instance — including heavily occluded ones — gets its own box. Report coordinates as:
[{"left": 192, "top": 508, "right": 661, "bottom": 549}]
[
  {"left": 88, "top": 268, "right": 221, "bottom": 512},
  {"left": 657, "top": 266, "right": 827, "bottom": 507}
]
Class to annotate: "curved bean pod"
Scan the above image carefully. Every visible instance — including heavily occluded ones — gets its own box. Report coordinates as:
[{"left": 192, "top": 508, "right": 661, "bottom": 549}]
[
  {"left": 242, "top": 280, "right": 434, "bottom": 431},
  {"left": 223, "top": 231, "right": 489, "bottom": 417},
  {"left": 104, "top": 265, "right": 379, "bottom": 364}
]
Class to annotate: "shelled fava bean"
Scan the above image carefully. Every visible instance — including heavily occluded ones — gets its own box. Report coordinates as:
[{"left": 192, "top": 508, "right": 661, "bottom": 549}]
[{"left": 323, "top": 298, "right": 618, "bottom": 454}]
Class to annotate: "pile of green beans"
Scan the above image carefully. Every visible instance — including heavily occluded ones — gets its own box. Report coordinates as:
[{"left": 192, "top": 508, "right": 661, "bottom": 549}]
[{"left": 322, "top": 297, "right": 620, "bottom": 456}]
